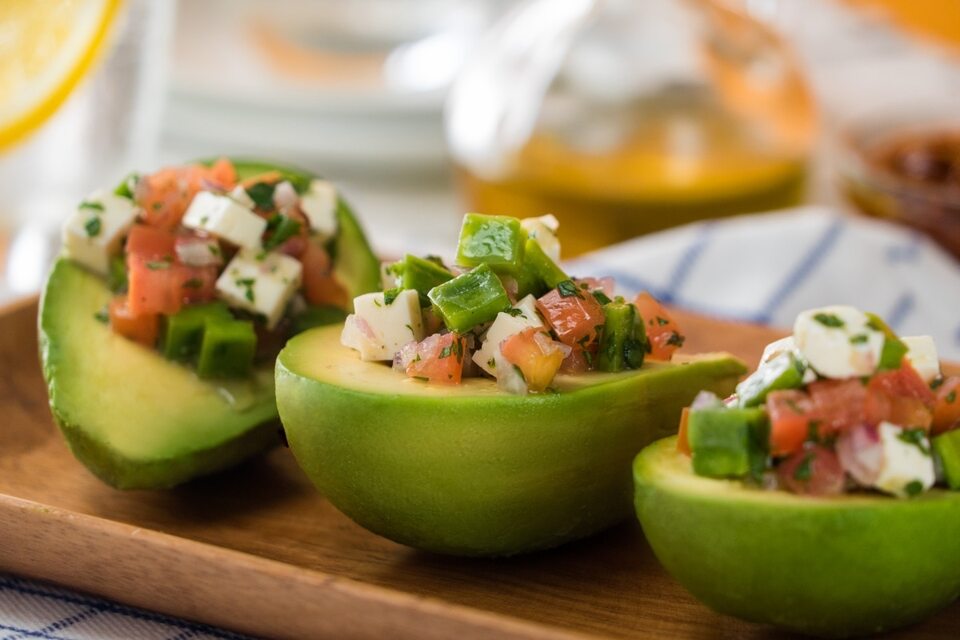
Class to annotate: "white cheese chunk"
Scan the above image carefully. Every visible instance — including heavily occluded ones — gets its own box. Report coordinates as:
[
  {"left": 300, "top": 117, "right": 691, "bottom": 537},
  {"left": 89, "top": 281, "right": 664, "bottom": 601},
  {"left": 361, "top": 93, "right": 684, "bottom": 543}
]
[
  {"left": 183, "top": 191, "right": 266, "bottom": 249},
  {"left": 61, "top": 189, "right": 138, "bottom": 276},
  {"left": 760, "top": 336, "right": 795, "bottom": 364},
  {"left": 342, "top": 290, "right": 424, "bottom": 361},
  {"left": 521, "top": 215, "right": 561, "bottom": 262},
  {"left": 216, "top": 249, "right": 303, "bottom": 329},
  {"left": 227, "top": 185, "right": 255, "bottom": 209},
  {"left": 300, "top": 179, "right": 338, "bottom": 237},
  {"left": 903, "top": 335, "right": 940, "bottom": 383},
  {"left": 472, "top": 296, "right": 544, "bottom": 377},
  {"left": 793, "top": 306, "right": 885, "bottom": 379},
  {"left": 872, "top": 421, "right": 935, "bottom": 497},
  {"left": 380, "top": 261, "right": 401, "bottom": 291}
]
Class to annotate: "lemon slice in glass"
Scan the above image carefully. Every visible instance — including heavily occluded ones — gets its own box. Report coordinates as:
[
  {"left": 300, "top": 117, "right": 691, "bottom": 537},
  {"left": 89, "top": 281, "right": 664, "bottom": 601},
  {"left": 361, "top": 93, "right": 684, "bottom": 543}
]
[{"left": 0, "top": 0, "right": 122, "bottom": 151}]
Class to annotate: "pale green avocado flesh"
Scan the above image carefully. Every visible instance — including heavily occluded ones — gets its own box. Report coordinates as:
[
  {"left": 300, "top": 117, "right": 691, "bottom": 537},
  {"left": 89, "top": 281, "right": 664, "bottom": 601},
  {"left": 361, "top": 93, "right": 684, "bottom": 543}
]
[
  {"left": 39, "top": 160, "right": 380, "bottom": 489},
  {"left": 634, "top": 437, "right": 960, "bottom": 637},
  {"left": 276, "top": 325, "right": 746, "bottom": 557}
]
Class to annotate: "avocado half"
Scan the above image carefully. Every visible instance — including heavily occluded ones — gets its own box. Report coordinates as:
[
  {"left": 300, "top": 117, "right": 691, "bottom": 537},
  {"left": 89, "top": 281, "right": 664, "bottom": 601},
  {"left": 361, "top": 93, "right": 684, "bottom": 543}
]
[
  {"left": 634, "top": 437, "right": 960, "bottom": 637},
  {"left": 276, "top": 325, "right": 745, "bottom": 556},
  {"left": 38, "top": 160, "right": 380, "bottom": 489}
]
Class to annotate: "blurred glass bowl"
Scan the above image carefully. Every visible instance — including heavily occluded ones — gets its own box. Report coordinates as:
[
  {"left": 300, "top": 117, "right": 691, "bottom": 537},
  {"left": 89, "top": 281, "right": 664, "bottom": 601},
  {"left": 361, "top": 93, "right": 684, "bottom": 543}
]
[{"left": 839, "top": 109, "right": 960, "bottom": 260}]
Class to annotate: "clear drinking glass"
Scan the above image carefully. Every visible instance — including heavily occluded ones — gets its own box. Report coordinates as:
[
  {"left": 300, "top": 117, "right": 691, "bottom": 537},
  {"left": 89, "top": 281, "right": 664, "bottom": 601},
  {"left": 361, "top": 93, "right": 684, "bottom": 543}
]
[{"left": 0, "top": 0, "right": 174, "bottom": 298}]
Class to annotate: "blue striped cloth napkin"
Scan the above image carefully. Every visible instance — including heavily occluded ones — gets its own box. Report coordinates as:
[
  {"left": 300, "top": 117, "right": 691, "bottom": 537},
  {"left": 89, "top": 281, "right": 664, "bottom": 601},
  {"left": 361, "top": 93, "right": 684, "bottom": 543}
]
[{"left": 567, "top": 206, "right": 960, "bottom": 362}]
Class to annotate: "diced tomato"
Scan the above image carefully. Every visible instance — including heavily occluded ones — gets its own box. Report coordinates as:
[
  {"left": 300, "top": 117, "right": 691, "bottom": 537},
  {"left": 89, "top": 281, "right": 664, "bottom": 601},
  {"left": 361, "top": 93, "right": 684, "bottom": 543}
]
[
  {"left": 405, "top": 333, "right": 468, "bottom": 384},
  {"left": 777, "top": 446, "right": 845, "bottom": 496},
  {"left": 135, "top": 158, "right": 237, "bottom": 229},
  {"left": 864, "top": 363, "right": 935, "bottom": 431},
  {"left": 500, "top": 327, "right": 568, "bottom": 392},
  {"left": 126, "top": 225, "right": 176, "bottom": 260},
  {"left": 869, "top": 363, "right": 936, "bottom": 408},
  {"left": 766, "top": 390, "right": 815, "bottom": 456},
  {"left": 932, "top": 377, "right": 960, "bottom": 435},
  {"left": 575, "top": 277, "right": 615, "bottom": 298},
  {"left": 127, "top": 256, "right": 217, "bottom": 315},
  {"left": 536, "top": 286, "right": 604, "bottom": 349},
  {"left": 108, "top": 296, "right": 158, "bottom": 347},
  {"left": 634, "top": 292, "right": 684, "bottom": 361},
  {"left": 676, "top": 407, "right": 691, "bottom": 455},
  {"left": 300, "top": 241, "right": 348, "bottom": 308},
  {"left": 806, "top": 379, "right": 867, "bottom": 435},
  {"left": 559, "top": 345, "right": 592, "bottom": 374}
]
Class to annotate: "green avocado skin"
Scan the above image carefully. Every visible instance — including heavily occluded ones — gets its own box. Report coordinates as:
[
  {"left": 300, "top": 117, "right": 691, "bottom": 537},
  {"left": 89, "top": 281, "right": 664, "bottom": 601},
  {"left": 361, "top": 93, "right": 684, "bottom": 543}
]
[
  {"left": 634, "top": 437, "right": 960, "bottom": 637},
  {"left": 38, "top": 159, "right": 380, "bottom": 489},
  {"left": 276, "top": 326, "right": 745, "bottom": 557}
]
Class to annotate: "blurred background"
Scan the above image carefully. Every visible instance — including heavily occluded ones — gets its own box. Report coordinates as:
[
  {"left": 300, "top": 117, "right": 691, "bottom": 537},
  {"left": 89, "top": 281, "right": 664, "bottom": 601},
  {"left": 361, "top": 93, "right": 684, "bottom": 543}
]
[{"left": 1, "top": 0, "right": 959, "bottom": 300}]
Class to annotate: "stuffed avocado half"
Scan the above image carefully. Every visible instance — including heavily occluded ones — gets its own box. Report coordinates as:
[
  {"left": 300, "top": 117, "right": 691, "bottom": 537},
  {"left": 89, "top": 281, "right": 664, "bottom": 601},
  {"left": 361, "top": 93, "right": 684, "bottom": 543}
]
[
  {"left": 276, "top": 213, "right": 746, "bottom": 556},
  {"left": 633, "top": 305, "right": 960, "bottom": 636},
  {"left": 39, "top": 159, "right": 379, "bottom": 489}
]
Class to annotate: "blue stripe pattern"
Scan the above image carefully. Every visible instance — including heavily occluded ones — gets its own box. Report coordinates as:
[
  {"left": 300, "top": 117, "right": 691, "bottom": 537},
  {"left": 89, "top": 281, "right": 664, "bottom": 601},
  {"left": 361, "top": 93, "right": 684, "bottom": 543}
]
[
  {"left": 885, "top": 291, "right": 915, "bottom": 331},
  {"left": 659, "top": 222, "right": 715, "bottom": 304},
  {"left": 0, "top": 576, "right": 249, "bottom": 640},
  {"left": 756, "top": 218, "right": 845, "bottom": 324}
]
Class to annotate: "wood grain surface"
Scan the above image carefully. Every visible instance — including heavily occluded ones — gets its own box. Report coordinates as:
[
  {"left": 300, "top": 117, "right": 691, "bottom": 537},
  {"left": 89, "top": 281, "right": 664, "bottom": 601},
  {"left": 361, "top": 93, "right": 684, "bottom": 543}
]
[{"left": 1, "top": 298, "right": 958, "bottom": 640}]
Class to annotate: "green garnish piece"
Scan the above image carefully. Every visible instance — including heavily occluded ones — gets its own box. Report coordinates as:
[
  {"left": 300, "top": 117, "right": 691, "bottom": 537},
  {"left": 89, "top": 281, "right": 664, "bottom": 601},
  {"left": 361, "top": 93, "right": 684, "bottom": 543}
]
[
  {"left": 933, "top": 430, "right": 960, "bottom": 490},
  {"left": 113, "top": 172, "right": 139, "bottom": 199},
  {"left": 592, "top": 290, "right": 612, "bottom": 305},
  {"left": 108, "top": 255, "right": 128, "bottom": 293},
  {"left": 197, "top": 318, "right": 257, "bottom": 378},
  {"left": 383, "top": 287, "right": 402, "bottom": 306},
  {"left": 897, "top": 428, "right": 931, "bottom": 456},
  {"left": 813, "top": 313, "right": 845, "bottom": 328},
  {"left": 904, "top": 480, "right": 924, "bottom": 497},
  {"left": 793, "top": 453, "right": 814, "bottom": 482},
  {"left": 455, "top": 213, "right": 525, "bottom": 273},
  {"left": 736, "top": 351, "right": 805, "bottom": 408},
  {"left": 78, "top": 200, "right": 104, "bottom": 212},
  {"left": 162, "top": 302, "right": 233, "bottom": 362},
  {"left": 865, "top": 312, "right": 908, "bottom": 371},
  {"left": 597, "top": 300, "right": 645, "bottom": 372},
  {"left": 666, "top": 332, "right": 686, "bottom": 348},
  {"left": 427, "top": 264, "right": 511, "bottom": 333},
  {"left": 687, "top": 407, "right": 769, "bottom": 479},
  {"left": 263, "top": 214, "right": 301, "bottom": 251},
  {"left": 850, "top": 334, "right": 869, "bottom": 345},
  {"left": 83, "top": 217, "right": 101, "bottom": 237},
  {"left": 947, "top": 390, "right": 956, "bottom": 404},
  {"left": 145, "top": 259, "right": 171, "bottom": 270},
  {"left": 93, "top": 308, "right": 109, "bottom": 324},
  {"left": 236, "top": 277, "right": 256, "bottom": 303},
  {"left": 245, "top": 182, "right": 276, "bottom": 210},
  {"left": 556, "top": 279, "right": 583, "bottom": 299}
]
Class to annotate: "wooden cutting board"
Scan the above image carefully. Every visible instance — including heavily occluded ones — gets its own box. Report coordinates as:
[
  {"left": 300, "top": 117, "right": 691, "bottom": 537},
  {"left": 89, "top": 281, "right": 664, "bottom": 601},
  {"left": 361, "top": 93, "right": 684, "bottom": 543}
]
[{"left": 1, "top": 297, "right": 957, "bottom": 640}]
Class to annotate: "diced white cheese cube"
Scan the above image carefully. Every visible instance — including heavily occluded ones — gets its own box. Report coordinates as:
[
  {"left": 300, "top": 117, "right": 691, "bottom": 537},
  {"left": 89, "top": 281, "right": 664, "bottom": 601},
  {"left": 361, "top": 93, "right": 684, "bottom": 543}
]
[
  {"left": 903, "top": 336, "right": 940, "bottom": 383},
  {"left": 472, "top": 298, "right": 544, "bottom": 377},
  {"left": 760, "top": 336, "right": 795, "bottom": 364},
  {"left": 61, "top": 189, "right": 139, "bottom": 276},
  {"left": 300, "top": 180, "right": 338, "bottom": 237},
  {"left": 228, "top": 185, "right": 255, "bottom": 209},
  {"left": 521, "top": 215, "right": 561, "bottom": 262},
  {"left": 216, "top": 249, "right": 303, "bottom": 329},
  {"left": 342, "top": 290, "right": 424, "bottom": 361},
  {"left": 380, "top": 261, "right": 401, "bottom": 291},
  {"left": 793, "top": 306, "right": 885, "bottom": 379},
  {"left": 872, "top": 421, "right": 935, "bottom": 497},
  {"left": 495, "top": 356, "right": 528, "bottom": 395},
  {"left": 183, "top": 191, "right": 266, "bottom": 249}
]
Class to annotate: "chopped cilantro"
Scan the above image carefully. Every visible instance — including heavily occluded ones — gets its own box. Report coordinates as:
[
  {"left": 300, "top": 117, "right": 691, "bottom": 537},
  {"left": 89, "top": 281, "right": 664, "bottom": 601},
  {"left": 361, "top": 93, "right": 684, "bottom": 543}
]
[
  {"left": 505, "top": 308, "right": 524, "bottom": 317},
  {"left": 405, "top": 323, "right": 414, "bottom": 334},
  {"left": 931, "top": 378, "right": 945, "bottom": 390},
  {"left": 263, "top": 214, "right": 301, "bottom": 251},
  {"left": 413, "top": 375, "right": 429, "bottom": 382},
  {"left": 849, "top": 334, "right": 869, "bottom": 345},
  {"left": 947, "top": 390, "right": 957, "bottom": 404},
  {"left": 245, "top": 182, "right": 276, "bottom": 210},
  {"left": 666, "top": 332, "right": 686, "bottom": 348},
  {"left": 591, "top": 290, "right": 612, "bottom": 305},
  {"left": 208, "top": 244, "right": 221, "bottom": 257},
  {"left": 452, "top": 338, "right": 464, "bottom": 362},
  {"left": 383, "top": 287, "right": 402, "bottom": 306},
  {"left": 813, "top": 313, "right": 845, "bottom": 328},
  {"left": 93, "top": 308, "right": 109, "bottom": 324},
  {"left": 235, "top": 277, "right": 256, "bottom": 302},
  {"left": 556, "top": 279, "right": 583, "bottom": 299},
  {"left": 897, "top": 428, "right": 930, "bottom": 456},
  {"left": 83, "top": 217, "right": 101, "bottom": 237},
  {"left": 183, "top": 277, "right": 204, "bottom": 289},
  {"left": 145, "top": 259, "right": 171, "bottom": 270},
  {"left": 487, "top": 357, "right": 496, "bottom": 369},
  {"left": 114, "top": 173, "right": 139, "bottom": 199},
  {"left": 793, "top": 453, "right": 814, "bottom": 481},
  {"left": 904, "top": 480, "right": 924, "bottom": 497},
  {"left": 655, "top": 316, "right": 670, "bottom": 326},
  {"left": 78, "top": 200, "right": 104, "bottom": 212},
  {"left": 439, "top": 345, "right": 453, "bottom": 359},
  {"left": 806, "top": 420, "right": 822, "bottom": 443}
]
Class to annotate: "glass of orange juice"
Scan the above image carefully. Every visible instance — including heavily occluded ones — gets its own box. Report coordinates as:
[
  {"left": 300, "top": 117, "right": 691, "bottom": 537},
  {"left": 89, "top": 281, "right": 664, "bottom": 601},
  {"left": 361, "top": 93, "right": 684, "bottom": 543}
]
[
  {"left": 0, "top": 0, "right": 173, "bottom": 297},
  {"left": 446, "top": 0, "right": 817, "bottom": 256}
]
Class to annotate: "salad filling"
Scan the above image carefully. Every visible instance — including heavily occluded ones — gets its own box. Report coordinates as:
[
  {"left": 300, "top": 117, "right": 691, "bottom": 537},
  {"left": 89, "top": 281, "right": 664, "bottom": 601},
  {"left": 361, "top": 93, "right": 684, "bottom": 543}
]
[
  {"left": 61, "top": 158, "right": 355, "bottom": 378},
  {"left": 676, "top": 305, "right": 960, "bottom": 498},
  {"left": 339, "top": 213, "right": 684, "bottom": 394}
]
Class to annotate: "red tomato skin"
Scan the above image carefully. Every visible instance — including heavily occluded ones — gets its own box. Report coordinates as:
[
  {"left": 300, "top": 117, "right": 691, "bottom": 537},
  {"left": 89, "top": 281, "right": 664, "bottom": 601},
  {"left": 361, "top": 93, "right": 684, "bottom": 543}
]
[
  {"left": 535, "top": 288, "right": 605, "bottom": 348},
  {"left": 634, "top": 292, "right": 684, "bottom": 360},
  {"left": 933, "top": 377, "right": 960, "bottom": 435},
  {"left": 777, "top": 446, "right": 846, "bottom": 496},
  {"left": 177, "top": 264, "right": 218, "bottom": 305},
  {"left": 126, "top": 225, "right": 176, "bottom": 260},
  {"left": 869, "top": 363, "right": 936, "bottom": 408},
  {"left": 136, "top": 159, "right": 237, "bottom": 229},
  {"left": 766, "top": 390, "right": 815, "bottom": 456},
  {"left": 807, "top": 379, "right": 868, "bottom": 435},
  {"left": 109, "top": 296, "right": 159, "bottom": 346},
  {"left": 559, "top": 345, "right": 592, "bottom": 374},
  {"left": 300, "top": 241, "right": 348, "bottom": 308},
  {"left": 406, "top": 333, "right": 467, "bottom": 384},
  {"left": 864, "top": 364, "right": 935, "bottom": 431}
]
